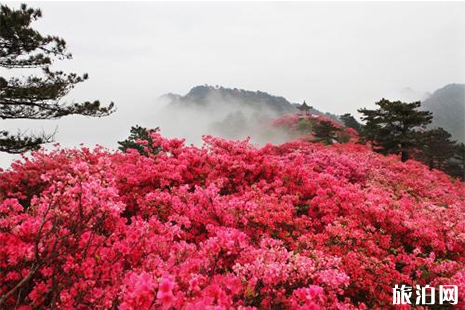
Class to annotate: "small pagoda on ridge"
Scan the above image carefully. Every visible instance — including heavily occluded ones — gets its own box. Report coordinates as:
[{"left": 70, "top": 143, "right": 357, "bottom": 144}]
[{"left": 298, "top": 101, "right": 312, "bottom": 117}]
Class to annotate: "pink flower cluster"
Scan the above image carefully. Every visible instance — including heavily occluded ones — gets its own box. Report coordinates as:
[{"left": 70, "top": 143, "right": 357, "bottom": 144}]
[
  {"left": 271, "top": 113, "right": 358, "bottom": 143},
  {"left": 0, "top": 130, "right": 464, "bottom": 309}
]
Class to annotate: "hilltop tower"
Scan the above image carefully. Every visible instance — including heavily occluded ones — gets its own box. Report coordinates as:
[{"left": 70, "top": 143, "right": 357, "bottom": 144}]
[{"left": 298, "top": 101, "right": 312, "bottom": 117}]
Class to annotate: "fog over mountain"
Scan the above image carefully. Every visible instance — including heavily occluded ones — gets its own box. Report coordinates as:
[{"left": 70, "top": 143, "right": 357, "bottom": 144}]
[
  {"left": 1, "top": 2, "right": 464, "bottom": 168},
  {"left": 153, "top": 83, "right": 465, "bottom": 148},
  {"left": 155, "top": 85, "right": 347, "bottom": 146},
  {"left": 154, "top": 85, "right": 310, "bottom": 145},
  {"left": 384, "top": 87, "right": 431, "bottom": 103},
  {"left": 2, "top": 83, "right": 463, "bottom": 169},
  {"left": 420, "top": 84, "right": 465, "bottom": 142}
]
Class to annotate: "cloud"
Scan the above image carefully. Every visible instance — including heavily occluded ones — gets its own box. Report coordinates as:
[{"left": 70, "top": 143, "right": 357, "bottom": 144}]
[{"left": 1, "top": 1, "right": 464, "bottom": 167}]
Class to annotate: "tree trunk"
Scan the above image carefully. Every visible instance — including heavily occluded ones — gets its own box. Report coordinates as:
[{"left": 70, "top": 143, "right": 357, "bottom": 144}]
[{"left": 401, "top": 151, "right": 408, "bottom": 162}]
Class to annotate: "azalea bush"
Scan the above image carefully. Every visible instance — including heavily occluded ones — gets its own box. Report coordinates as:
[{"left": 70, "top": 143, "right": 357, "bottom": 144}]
[
  {"left": 271, "top": 113, "right": 358, "bottom": 144},
  {"left": 0, "top": 130, "right": 464, "bottom": 309}
]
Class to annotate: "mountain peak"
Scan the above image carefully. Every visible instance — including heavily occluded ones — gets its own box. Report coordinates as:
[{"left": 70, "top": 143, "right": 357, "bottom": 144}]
[
  {"left": 164, "top": 85, "right": 297, "bottom": 113},
  {"left": 421, "top": 83, "right": 465, "bottom": 142}
]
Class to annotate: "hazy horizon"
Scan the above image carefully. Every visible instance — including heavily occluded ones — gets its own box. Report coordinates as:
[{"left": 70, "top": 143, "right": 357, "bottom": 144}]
[{"left": 1, "top": 1, "right": 465, "bottom": 167}]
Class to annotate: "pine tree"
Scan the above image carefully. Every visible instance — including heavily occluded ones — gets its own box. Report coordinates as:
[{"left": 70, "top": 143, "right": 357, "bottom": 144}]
[
  {"left": 415, "top": 127, "right": 457, "bottom": 170},
  {"left": 118, "top": 126, "right": 161, "bottom": 156},
  {"left": 358, "top": 99, "right": 432, "bottom": 162},
  {"left": 444, "top": 143, "right": 465, "bottom": 181},
  {"left": 313, "top": 120, "right": 341, "bottom": 145},
  {"left": 339, "top": 113, "right": 362, "bottom": 133},
  {"left": 0, "top": 4, "right": 114, "bottom": 153}
]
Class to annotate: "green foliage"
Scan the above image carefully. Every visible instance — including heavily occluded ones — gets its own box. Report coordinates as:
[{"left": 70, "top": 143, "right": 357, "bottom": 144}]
[
  {"left": 118, "top": 126, "right": 161, "bottom": 156},
  {"left": 296, "top": 118, "right": 313, "bottom": 134},
  {"left": 358, "top": 99, "right": 432, "bottom": 162},
  {"left": 295, "top": 204, "right": 309, "bottom": 216},
  {"left": 313, "top": 120, "right": 341, "bottom": 145},
  {"left": 339, "top": 113, "right": 362, "bottom": 133},
  {"left": 444, "top": 143, "right": 465, "bottom": 181},
  {"left": 415, "top": 127, "right": 457, "bottom": 171},
  {"left": 0, "top": 4, "right": 67, "bottom": 68},
  {"left": 0, "top": 4, "right": 114, "bottom": 153},
  {"left": 0, "top": 130, "right": 54, "bottom": 154}
]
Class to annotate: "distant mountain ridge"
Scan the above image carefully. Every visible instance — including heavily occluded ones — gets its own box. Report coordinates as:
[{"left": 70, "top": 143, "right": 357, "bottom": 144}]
[
  {"left": 162, "top": 85, "right": 296, "bottom": 115},
  {"left": 156, "top": 85, "right": 340, "bottom": 145},
  {"left": 161, "top": 85, "right": 338, "bottom": 119},
  {"left": 421, "top": 84, "right": 465, "bottom": 142},
  {"left": 159, "top": 85, "right": 465, "bottom": 144}
]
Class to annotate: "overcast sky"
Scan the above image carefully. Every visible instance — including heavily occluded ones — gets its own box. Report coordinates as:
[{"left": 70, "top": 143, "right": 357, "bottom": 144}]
[{"left": 1, "top": 1, "right": 465, "bottom": 167}]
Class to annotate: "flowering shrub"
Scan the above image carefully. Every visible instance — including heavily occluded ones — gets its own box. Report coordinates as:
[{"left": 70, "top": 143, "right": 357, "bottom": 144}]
[
  {"left": 271, "top": 113, "right": 358, "bottom": 144},
  {"left": 0, "top": 131, "right": 464, "bottom": 309}
]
